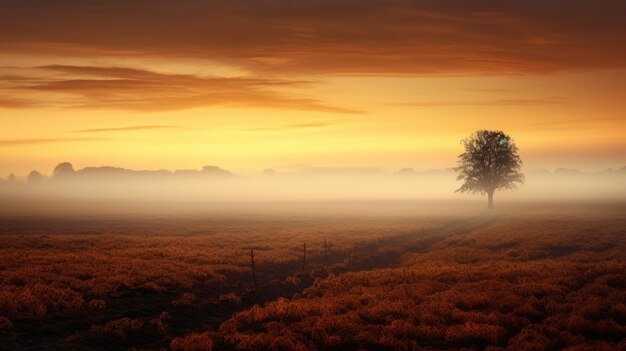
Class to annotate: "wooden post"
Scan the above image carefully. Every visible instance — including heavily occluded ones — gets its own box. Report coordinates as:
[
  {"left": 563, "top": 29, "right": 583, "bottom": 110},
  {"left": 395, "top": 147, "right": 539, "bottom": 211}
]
[
  {"left": 250, "top": 249, "right": 257, "bottom": 292},
  {"left": 323, "top": 237, "right": 329, "bottom": 266},
  {"left": 350, "top": 242, "right": 358, "bottom": 266},
  {"left": 302, "top": 241, "right": 307, "bottom": 271}
]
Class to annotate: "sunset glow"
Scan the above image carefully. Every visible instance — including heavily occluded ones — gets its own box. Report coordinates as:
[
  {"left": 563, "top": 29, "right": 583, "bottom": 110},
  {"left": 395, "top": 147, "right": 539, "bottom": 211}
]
[
  {"left": 1, "top": 1, "right": 625, "bottom": 177},
  {"left": 2, "top": 3, "right": 625, "bottom": 350}
]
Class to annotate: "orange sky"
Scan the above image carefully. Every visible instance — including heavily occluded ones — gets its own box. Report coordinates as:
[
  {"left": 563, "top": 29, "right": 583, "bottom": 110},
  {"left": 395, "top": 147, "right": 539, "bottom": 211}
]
[{"left": 1, "top": 0, "right": 625, "bottom": 176}]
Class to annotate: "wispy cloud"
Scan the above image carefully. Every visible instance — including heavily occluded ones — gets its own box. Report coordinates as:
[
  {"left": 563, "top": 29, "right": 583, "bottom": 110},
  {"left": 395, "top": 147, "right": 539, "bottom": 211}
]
[
  {"left": 389, "top": 97, "right": 565, "bottom": 107},
  {"left": 244, "top": 121, "right": 336, "bottom": 132},
  {"left": 465, "top": 88, "right": 518, "bottom": 94},
  {"left": 526, "top": 117, "right": 624, "bottom": 130},
  {"left": 0, "top": 137, "right": 107, "bottom": 146},
  {"left": 0, "top": 97, "right": 33, "bottom": 108},
  {"left": 0, "top": 65, "right": 362, "bottom": 113},
  {"left": 74, "top": 125, "right": 180, "bottom": 133},
  {"left": 0, "top": 1, "right": 624, "bottom": 75}
]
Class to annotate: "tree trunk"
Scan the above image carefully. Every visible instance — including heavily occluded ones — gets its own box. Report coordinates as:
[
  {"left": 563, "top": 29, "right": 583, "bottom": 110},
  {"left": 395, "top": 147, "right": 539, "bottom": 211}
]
[{"left": 487, "top": 190, "right": 494, "bottom": 209}]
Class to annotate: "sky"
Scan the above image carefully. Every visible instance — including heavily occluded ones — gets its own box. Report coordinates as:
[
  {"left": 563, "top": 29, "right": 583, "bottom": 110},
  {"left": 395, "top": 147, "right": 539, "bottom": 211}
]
[{"left": 1, "top": 0, "right": 625, "bottom": 177}]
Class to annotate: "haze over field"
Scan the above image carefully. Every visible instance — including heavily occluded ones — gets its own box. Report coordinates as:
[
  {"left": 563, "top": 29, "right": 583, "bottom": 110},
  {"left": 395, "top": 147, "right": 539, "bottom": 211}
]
[
  {"left": 1, "top": 2, "right": 625, "bottom": 350},
  {"left": 0, "top": 162, "right": 624, "bottom": 215}
]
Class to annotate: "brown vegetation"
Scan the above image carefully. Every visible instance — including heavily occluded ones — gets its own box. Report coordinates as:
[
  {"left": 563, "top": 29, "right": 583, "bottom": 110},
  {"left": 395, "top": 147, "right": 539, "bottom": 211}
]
[
  {"left": 180, "top": 211, "right": 626, "bottom": 350},
  {"left": 0, "top": 205, "right": 624, "bottom": 350},
  {"left": 0, "top": 213, "right": 432, "bottom": 349},
  {"left": 0, "top": 216, "right": 428, "bottom": 321}
]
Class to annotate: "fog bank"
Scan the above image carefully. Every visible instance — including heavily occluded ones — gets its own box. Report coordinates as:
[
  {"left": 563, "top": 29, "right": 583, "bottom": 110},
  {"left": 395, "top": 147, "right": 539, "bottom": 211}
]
[{"left": 0, "top": 164, "right": 623, "bottom": 216}]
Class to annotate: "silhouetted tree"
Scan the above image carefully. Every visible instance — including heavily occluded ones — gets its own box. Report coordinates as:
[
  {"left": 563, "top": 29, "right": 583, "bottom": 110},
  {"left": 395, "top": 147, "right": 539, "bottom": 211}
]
[
  {"left": 395, "top": 168, "right": 418, "bottom": 176},
  {"left": 27, "top": 170, "right": 44, "bottom": 184},
  {"left": 262, "top": 168, "right": 277, "bottom": 176},
  {"left": 201, "top": 165, "right": 233, "bottom": 177},
  {"left": 52, "top": 162, "right": 75, "bottom": 179},
  {"left": 455, "top": 130, "right": 524, "bottom": 209}
]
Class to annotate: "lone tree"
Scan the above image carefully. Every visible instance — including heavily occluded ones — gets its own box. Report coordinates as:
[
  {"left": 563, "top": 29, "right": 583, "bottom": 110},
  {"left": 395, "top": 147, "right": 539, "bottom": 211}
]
[{"left": 455, "top": 130, "right": 524, "bottom": 209}]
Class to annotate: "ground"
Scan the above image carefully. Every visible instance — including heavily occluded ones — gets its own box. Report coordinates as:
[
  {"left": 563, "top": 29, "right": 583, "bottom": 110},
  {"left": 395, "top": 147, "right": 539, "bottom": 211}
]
[{"left": 0, "top": 201, "right": 624, "bottom": 350}]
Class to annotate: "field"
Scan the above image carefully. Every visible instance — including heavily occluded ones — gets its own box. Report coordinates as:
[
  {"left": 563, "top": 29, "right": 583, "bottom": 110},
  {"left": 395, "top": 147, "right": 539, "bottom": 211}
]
[{"left": 0, "top": 201, "right": 624, "bottom": 350}]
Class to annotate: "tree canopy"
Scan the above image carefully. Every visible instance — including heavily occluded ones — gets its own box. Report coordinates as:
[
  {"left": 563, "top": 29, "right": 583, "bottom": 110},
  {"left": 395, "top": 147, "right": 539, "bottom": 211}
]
[{"left": 455, "top": 130, "right": 524, "bottom": 208}]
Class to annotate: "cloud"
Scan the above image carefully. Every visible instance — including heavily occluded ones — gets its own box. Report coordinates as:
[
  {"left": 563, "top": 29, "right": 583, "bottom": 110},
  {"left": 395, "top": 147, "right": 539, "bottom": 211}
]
[
  {"left": 0, "top": 1, "right": 624, "bottom": 75},
  {"left": 0, "top": 97, "right": 34, "bottom": 108},
  {"left": 1, "top": 65, "right": 361, "bottom": 113},
  {"left": 244, "top": 121, "right": 335, "bottom": 132},
  {"left": 0, "top": 137, "right": 106, "bottom": 146},
  {"left": 389, "top": 97, "right": 565, "bottom": 107},
  {"left": 525, "top": 117, "right": 624, "bottom": 130},
  {"left": 466, "top": 88, "right": 518, "bottom": 94},
  {"left": 288, "top": 122, "right": 333, "bottom": 128},
  {"left": 74, "top": 125, "right": 179, "bottom": 133}
]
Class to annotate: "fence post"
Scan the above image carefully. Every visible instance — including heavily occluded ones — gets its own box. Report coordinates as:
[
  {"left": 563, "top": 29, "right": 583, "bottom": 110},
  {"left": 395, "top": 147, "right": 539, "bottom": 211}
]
[
  {"left": 250, "top": 249, "right": 258, "bottom": 292},
  {"left": 350, "top": 242, "right": 358, "bottom": 266},
  {"left": 302, "top": 241, "right": 307, "bottom": 271}
]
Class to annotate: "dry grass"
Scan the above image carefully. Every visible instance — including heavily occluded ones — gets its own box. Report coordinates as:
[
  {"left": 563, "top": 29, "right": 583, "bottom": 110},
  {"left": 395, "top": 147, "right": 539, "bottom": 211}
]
[
  {"left": 184, "top": 209, "right": 626, "bottom": 350},
  {"left": 0, "top": 203, "right": 624, "bottom": 350}
]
